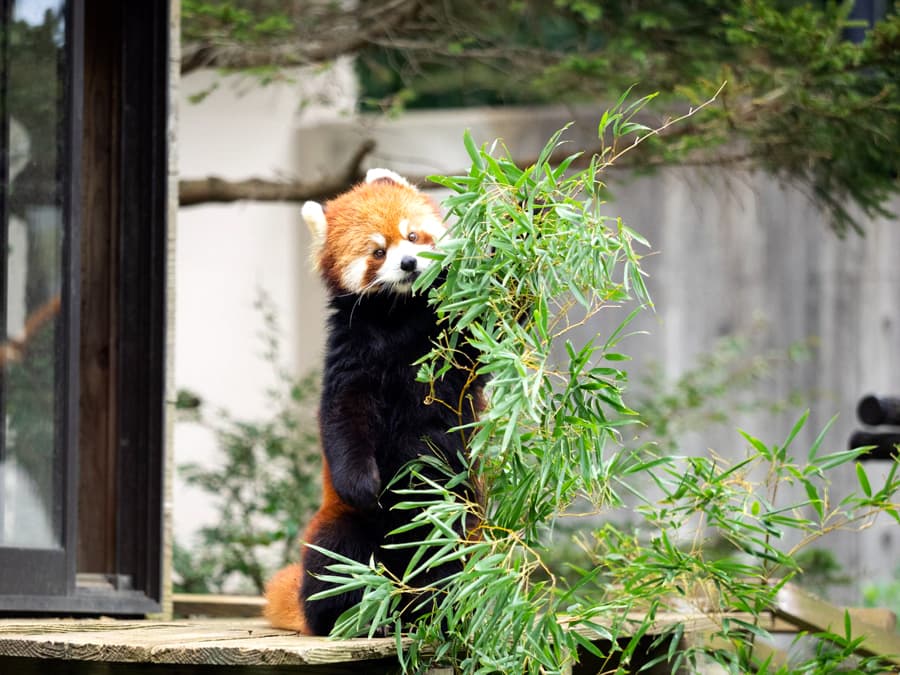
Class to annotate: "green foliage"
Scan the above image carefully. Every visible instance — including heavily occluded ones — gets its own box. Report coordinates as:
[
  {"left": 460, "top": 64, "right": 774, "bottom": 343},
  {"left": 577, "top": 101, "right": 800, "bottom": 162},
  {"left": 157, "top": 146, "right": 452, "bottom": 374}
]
[
  {"left": 183, "top": 1, "right": 900, "bottom": 235},
  {"left": 793, "top": 548, "right": 851, "bottom": 591},
  {"left": 2, "top": 5, "right": 64, "bottom": 208},
  {"left": 4, "top": 323, "right": 57, "bottom": 522},
  {"left": 783, "top": 615, "right": 899, "bottom": 672},
  {"left": 311, "top": 99, "right": 900, "bottom": 674},
  {"left": 182, "top": 0, "right": 294, "bottom": 47},
  {"left": 359, "top": 1, "right": 900, "bottom": 234},
  {"left": 537, "top": 329, "right": 817, "bottom": 584},
  {"left": 173, "top": 294, "right": 321, "bottom": 595},
  {"left": 172, "top": 539, "right": 219, "bottom": 595}
]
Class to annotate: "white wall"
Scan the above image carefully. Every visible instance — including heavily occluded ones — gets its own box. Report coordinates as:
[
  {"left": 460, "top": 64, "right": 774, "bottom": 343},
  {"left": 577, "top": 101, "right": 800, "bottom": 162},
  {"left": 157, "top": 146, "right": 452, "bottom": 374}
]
[{"left": 174, "top": 66, "right": 355, "bottom": 551}]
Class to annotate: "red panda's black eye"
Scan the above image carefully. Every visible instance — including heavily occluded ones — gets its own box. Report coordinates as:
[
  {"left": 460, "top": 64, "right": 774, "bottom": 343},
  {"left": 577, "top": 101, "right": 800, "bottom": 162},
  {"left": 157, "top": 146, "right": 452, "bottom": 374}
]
[
  {"left": 373, "top": 248, "right": 386, "bottom": 259},
  {"left": 408, "top": 232, "right": 418, "bottom": 243}
]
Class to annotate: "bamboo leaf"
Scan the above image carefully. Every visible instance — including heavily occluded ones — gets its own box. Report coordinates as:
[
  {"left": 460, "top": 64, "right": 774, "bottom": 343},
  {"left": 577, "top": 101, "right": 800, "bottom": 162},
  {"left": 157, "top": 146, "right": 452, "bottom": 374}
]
[{"left": 856, "top": 462, "right": 872, "bottom": 497}]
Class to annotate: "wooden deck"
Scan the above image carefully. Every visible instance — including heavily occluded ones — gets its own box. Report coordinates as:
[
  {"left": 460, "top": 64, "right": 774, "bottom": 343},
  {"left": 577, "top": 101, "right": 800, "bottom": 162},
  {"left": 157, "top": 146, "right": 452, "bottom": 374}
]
[
  {"left": 0, "top": 617, "right": 410, "bottom": 674},
  {"left": 0, "top": 584, "right": 896, "bottom": 674}
]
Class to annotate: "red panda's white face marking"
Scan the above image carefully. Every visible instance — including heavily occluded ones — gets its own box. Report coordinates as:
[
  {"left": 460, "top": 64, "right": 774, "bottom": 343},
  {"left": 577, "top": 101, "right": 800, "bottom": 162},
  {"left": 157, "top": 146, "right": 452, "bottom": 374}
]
[
  {"left": 340, "top": 256, "right": 371, "bottom": 293},
  {"left": 302, "top": 169, "right": 447, "bottom": 296}
]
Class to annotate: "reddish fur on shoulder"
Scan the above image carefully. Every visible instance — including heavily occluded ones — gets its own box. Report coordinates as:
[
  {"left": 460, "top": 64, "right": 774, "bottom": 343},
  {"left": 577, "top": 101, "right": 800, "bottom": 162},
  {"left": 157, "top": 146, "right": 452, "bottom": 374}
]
[{"left": 263, "top": 563, "right": 308, "bottom": 633}]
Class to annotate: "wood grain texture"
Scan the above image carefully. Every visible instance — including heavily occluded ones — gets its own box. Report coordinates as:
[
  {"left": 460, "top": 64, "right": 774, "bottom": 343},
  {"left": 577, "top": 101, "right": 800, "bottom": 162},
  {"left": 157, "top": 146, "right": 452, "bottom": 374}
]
[
  {"left": 157, "top": 0, "right": 182, "bottom": 623},
  {"left": 173, "top": 593, "right": 266, "bottom": 618},
  {"left": 0, "top": 618, "right": 398, "bottom": 666},
  {"left": 772, "top": 584, "right": 900, "bottom": 666},
  {"left": 0, "top": 655, "right": 403, "bottom": 675},
  {"left": 77, "top": 0, "right": 121, "bottom": 576}
]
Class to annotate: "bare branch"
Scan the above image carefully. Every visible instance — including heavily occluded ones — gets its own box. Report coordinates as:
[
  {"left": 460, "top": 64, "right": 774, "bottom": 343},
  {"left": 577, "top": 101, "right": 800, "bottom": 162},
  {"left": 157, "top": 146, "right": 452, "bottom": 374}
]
[
  {"left": 179, "top": 139, "right": 376, "bottom": 206},
  {"left": 178, "top": 118, "right": 767, "bottom": 209}
]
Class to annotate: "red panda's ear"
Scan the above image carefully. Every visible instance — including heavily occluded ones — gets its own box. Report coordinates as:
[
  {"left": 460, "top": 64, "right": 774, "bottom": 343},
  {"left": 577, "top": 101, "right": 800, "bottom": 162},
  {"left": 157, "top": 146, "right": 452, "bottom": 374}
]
[
  {"left": 301, "top": 200, "right": 327, "bottom": 248},
  {"left": 365, "top": 168, "right": 414, "bottom": 190}
]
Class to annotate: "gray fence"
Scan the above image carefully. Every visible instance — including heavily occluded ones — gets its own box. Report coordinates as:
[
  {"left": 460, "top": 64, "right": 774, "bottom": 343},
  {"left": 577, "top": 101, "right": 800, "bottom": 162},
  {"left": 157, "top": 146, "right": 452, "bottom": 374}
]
[{"left": 582, "top": 166, "right": 899, "bottom": 603}]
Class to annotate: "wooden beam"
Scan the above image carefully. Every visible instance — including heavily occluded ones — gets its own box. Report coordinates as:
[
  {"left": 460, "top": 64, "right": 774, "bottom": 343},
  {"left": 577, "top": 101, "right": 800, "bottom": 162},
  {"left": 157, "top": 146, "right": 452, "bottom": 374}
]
[
  {"left": 772, "top": 583, "right": 900, "bottom": 666},
  {"left": 173, "top": 593, "right": 265, "bottom": 618}
]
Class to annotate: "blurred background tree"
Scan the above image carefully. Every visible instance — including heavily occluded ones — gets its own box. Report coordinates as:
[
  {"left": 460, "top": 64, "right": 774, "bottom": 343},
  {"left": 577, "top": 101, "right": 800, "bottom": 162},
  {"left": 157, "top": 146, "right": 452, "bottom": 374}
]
[{"left": 180, "top": 0, "right": 899, "bottom": 235}]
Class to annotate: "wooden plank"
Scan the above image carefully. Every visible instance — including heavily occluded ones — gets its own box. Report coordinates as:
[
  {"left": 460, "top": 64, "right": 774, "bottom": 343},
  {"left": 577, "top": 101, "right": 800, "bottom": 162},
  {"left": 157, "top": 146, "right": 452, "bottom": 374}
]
[
  {"left": 772, "top": 583, "right": 900, "bottom": 666},
  {"left": 173, "top": 593, "right": 266, "bottom": 618},
  {"left": 845, "top": 607, "right": 898, "bottom": 634},
  {"left": 683, "top": 630, "right": 790, "bottom": 671},
  {"left": 564, "top": 609, "right": 780, "bottom": 641},
  {"left": 0, "top": 619, "right": 164, "bottom": 634},
  {"left": 0, "top": 656, "right": 406, "bottom": 675},
  {"left": 0, "top": 619, "right": 278, "bottom": 661},
  {"left": 178, "top": 594, "right": 885, "bottom": 635},
  {"left": 174, "top": 594, "right": 794, "bottom": 637},
  {"left": 0, "top": 613, "right": 755, "bottom": 667},
  {"left": 0, "top": 618, "right": 404, "bottom": 666},
  {"left": 149, "top": 632, "right": 403, "bottom": 667}
]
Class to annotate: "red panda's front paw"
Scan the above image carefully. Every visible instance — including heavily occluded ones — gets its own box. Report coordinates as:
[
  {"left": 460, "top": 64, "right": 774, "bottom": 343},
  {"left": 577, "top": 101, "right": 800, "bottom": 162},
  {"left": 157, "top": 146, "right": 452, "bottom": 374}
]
[{"left": 335, "top": 457, "right": 382, "bottom": 512}]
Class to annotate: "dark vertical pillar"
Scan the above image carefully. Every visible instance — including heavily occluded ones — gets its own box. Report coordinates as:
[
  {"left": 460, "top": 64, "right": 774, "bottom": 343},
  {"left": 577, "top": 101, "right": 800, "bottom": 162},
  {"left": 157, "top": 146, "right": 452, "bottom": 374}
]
[
  {"left": 115, "top": 0, "right": 168, "bottom": 602},
  {"left": 78, "top": 0, "right": 121, "bottom": 577}
]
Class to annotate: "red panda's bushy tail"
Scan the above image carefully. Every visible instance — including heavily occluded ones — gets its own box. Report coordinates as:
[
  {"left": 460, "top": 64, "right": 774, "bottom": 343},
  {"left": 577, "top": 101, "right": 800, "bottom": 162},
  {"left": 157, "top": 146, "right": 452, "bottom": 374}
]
[{"left": 263, "top": 563, "right": 308, "bottom": 633}]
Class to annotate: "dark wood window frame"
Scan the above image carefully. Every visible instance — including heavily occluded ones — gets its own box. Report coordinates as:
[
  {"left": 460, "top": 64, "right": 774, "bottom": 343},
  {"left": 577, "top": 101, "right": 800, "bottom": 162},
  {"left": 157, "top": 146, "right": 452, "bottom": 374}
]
[
  {"left": 0, "top": 0, "right": 82, "bottom": 600},
  {"left": 0, "top": 0, "right": 169, "bottom": 616}
]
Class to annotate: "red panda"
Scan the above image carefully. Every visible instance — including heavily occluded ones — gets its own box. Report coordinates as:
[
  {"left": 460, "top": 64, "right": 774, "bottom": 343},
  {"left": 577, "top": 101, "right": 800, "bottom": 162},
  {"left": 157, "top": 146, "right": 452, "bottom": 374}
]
[{"left": 264, "top": 169, "right": 485, "bottom": 635}]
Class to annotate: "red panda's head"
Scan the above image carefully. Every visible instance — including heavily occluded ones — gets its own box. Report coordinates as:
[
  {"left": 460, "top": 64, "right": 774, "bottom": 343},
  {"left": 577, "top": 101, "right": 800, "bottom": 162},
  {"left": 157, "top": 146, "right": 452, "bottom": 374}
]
[{"left": 302, "top": 169, "right": 447, "bottom": 296}]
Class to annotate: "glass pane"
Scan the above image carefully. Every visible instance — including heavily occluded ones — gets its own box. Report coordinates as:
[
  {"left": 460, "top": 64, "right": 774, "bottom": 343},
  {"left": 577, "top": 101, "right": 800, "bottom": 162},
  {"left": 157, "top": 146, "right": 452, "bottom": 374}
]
[{"left": 0, "top": 0, "right": 68, "bottom": 549}]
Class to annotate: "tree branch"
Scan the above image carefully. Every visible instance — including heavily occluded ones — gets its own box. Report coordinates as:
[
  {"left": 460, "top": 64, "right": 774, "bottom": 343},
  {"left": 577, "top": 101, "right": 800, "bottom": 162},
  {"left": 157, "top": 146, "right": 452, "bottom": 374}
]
[
  {"left": 181, "top": 0, "right": 423, "bottom": 74},
  {"left": 179, "top": 139, "right": 376, "bottom": 206},
  {"left": 177, "top": 124, "right": 765, "bottom": 209}
]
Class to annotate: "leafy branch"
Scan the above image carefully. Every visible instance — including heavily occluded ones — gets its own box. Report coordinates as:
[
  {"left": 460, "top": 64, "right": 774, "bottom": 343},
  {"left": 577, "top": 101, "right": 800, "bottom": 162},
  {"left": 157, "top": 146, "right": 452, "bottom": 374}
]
[
  {"left": 182, "top": 1, "right": 900, "bottom": 234},
  {"left": 310, "top": 93, "right": 899, "bottom": 673}
]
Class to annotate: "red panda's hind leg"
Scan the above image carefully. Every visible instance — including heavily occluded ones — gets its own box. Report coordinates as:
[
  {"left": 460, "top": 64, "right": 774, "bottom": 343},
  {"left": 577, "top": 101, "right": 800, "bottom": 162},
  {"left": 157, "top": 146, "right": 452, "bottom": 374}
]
[{"left": 300, "top": 508, "right": 383, "bottom": 636}]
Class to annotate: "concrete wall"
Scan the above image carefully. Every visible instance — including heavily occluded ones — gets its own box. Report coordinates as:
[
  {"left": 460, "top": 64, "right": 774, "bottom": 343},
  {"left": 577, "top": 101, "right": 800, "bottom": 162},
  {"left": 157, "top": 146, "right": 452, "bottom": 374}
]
[
  {"left": 590, "top": 168, "right": 900, "bottom": 603},
  {"left": 175, "top": 83, "right": 899, "bottom": 600}
]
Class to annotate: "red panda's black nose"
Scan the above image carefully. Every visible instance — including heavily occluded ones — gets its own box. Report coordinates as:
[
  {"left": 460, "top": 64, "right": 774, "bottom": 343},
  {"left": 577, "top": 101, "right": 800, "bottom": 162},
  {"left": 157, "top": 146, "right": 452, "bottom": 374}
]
[{"left": 400, "top": 256, "right": 418, "bottom": 272}]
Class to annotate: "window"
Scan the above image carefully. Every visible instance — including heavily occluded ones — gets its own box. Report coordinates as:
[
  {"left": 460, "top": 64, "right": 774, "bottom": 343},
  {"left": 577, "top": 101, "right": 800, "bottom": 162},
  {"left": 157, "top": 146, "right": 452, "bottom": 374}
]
[{"left": 0, "top": 0, "right": 169, "bottom": 615}]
